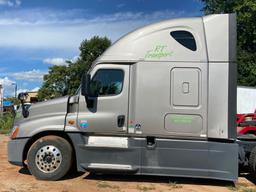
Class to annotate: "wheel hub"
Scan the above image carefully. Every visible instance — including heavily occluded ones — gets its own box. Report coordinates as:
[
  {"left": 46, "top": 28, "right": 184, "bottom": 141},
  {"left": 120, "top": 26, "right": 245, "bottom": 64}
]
[
  {"left": 35, "top": 145, "right": 62, "bottom": 173},
  {"left": 44, "top": 155, "right": 53, "bottom": 163}
]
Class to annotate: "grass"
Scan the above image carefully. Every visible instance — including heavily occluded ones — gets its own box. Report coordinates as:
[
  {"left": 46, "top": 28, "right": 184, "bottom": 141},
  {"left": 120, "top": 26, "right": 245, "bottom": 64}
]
[
  {"left": 97, "top": 181, "right": 120, "bottom": 190},
  {"left": 241, "top": 188, "right": 256, "bottom": 192},
  {"left": 168, "top": 181, "right": 182, "bottom": 189},
  {"left": 0, "top": 112, "right": 14, "bottom": 134},
  {"left": 228, "top": 185, "right": 238, "bottom": 191},
  {"left": 228, "top": 185, "right": 256, "bottom": 192},
  {"left": 136, "top": 185, "right": 155, "bottom": 192}
]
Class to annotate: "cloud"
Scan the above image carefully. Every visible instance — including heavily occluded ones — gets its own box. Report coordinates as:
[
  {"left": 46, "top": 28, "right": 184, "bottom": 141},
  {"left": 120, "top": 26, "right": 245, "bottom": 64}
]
[
  {"left": 15, "top": 0, "right": 20, "bottom": 6},
  {"left": 0, "top": 77, "right": 15, "bottom": 97},
  {"left": 0, "top": 9, "right": 195, "bottom": 50},
  {"left": 16, "top": 88, "right": 28, "bottom": 94},
  {"left": 30, "top": 87, "right": 39, "bottom": 92},
  {"left": 0, "top": 76, "right": 14, "bottom": 86},
  {"left": 0, "top": 71, "right": 44, "bottom": 96},
  {"left": 10, "top": 69, "right": 47, "bottom": 81},
  {"left": 116, "top": 3, "right": 125, "bottom": 9},
  {"left": 71, "top": 56, "right": 79, "bottom": 62},
  {"left": 16, "top": 86, "right": 39, "bottom": 94},
  {"left": 0, "top": 0, "right": 21, "bottom": 7},
  {"left": 43, "top": 56, "right": 79, "bottom": 66},
  {"left": 43, "top": 58, "right": 67, "bottom": 66}
]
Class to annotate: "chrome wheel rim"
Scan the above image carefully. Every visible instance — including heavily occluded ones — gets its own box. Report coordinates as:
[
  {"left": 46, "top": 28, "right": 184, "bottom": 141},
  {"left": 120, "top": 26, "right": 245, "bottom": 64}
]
[{"left": 35, "top": 145, "right": 62, "bottom": 173}]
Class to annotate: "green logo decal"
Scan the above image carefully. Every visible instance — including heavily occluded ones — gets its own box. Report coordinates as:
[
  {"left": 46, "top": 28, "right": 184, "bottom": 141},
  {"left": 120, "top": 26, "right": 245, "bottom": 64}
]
[
  {"left": 145, "top": 45, "right": 173, "bottom": 59},
  {"left": 128, "top": 124, "right": 134, "bottom": 128},
  {"left": 170, "top": 115, "right": 193, "bottom": 124}
]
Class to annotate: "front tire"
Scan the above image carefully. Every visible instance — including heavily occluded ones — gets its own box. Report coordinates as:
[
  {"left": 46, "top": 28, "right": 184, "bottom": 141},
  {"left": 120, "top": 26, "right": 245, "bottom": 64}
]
[{"left": 27, "top": 135, "right": 72, "bottom": 180}]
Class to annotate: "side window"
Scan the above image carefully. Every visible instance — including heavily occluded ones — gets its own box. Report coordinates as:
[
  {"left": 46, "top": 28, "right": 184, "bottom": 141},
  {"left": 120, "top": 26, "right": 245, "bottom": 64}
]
[
  {"left": 170, "top": 30, "right": 197, "bottom": 51},
  {"left": 91, "top": 69, "right": 124, "bottom": 96}
]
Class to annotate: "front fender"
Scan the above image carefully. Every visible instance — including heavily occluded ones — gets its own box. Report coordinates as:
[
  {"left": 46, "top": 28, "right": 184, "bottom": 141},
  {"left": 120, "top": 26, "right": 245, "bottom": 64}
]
[{"left": 14, "top": 112, "right": 66, "bottom": 138}]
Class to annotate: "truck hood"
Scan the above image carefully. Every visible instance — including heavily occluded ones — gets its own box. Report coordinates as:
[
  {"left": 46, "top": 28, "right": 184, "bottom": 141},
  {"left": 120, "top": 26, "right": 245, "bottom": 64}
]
[
  {"left": 15, "top": 96, "right": 69, "bottom": 123},
  {"left": 12, "top": 96, "right": 70, "bottom": 138},
  {"left": 30, "top": 96, "right": 69, "bottom": 116}
]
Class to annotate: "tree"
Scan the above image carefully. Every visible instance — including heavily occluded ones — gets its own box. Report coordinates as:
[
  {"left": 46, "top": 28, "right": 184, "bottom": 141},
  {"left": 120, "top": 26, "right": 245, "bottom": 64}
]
[
  {"left": 67, "top": 36, "right": 111, "bottom": 95},
  {"left": 38, "top": 36, "right": 111, "bottom": 100},
  {"left": 38, "top": 65, "right": 70, "bottom": 100},
  {"left": 202, "top": 0, "right": 256, "bottom": 86}
]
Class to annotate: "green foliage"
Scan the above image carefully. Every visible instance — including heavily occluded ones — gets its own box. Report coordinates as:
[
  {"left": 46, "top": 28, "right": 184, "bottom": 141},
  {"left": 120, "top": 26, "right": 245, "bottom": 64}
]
[
  {"left": 237, "top": 48, "right": 256, "bottom": 86},
  {"left": 96, "top": 181, "right": 119, "bottom": 190},
  {"left": 227, "top": 185, "right": 256, "bottom": 192},
  {"left": 167, "top": 181, "right": 182, "bottom": 189},
  {"left": 241, "top": 188, "right": 256, "bottom": 192},
  {"left": 136, "top": 185, "right": 155, "bottom": 192},
  {"left": 38, "top": 36, "right": 111, "bottom": 100},
  {"left": 0, "top": 112, "right": 14, "bottom": 134},
  {"left": 202, "top": 0, "right": 256, "bottom": 86},
  {"left": 38, "top": 65, "right": 70, "bottom": 100},
  {"left": 67, "top": 36, "right": 111, "bottom": 95}
]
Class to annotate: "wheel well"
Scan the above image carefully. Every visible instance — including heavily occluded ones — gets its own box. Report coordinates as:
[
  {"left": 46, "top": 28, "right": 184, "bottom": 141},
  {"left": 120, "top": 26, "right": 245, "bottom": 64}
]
[{"left": 23, "top": 131, "right": 76, "bottom": 167}]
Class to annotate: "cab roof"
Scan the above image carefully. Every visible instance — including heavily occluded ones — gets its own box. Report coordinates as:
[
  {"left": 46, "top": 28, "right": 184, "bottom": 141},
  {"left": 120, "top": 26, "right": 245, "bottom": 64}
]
[{"left": 95, "top": 14, "right": 236, "bottom": 64}]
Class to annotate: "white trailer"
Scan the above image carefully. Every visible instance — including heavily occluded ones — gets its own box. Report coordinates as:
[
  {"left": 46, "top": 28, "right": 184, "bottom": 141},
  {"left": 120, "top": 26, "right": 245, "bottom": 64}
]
[{"left": 237, "top": 86, "right": 256, "bottom": 114}]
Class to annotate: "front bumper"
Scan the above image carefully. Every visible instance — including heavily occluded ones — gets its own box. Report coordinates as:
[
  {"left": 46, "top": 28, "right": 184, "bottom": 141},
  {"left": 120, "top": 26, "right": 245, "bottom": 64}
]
[{"left": 8, "top": 138, "right": 29, "bottom": 166}]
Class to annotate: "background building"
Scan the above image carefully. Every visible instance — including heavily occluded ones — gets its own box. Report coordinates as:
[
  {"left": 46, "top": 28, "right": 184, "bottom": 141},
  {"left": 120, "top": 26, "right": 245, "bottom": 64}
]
[{"left": 25, "top": 91, "right": 38, "bottom": 103}]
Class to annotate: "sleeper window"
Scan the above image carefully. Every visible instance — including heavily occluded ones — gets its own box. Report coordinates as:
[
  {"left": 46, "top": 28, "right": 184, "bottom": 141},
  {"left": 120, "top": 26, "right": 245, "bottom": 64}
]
[
  {"left": 170, "top": 30, "right": 197, "bottom": 51},
  {"left": 91, "top": 69, "right": 124, "bottom": 96}
]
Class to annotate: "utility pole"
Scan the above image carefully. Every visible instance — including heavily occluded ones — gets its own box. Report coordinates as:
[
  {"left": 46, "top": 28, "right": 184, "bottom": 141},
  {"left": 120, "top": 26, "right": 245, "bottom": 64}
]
[
  {"left": 12, "top": 83, "right": 17, "bottom": 98},
  {"left": 0, "top": 84, "right": 3, "bottom": 115}
]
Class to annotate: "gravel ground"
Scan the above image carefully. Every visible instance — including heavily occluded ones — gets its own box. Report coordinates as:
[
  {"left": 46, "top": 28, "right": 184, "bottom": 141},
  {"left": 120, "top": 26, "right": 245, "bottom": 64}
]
[{"left": 1, "top": 134, "right": 256, "bottom": 192}]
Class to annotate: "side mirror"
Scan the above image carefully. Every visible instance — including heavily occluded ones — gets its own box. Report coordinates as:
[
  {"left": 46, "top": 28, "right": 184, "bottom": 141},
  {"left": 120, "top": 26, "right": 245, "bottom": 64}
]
[
  {"left": 18, "top": 92, "right": 28, "bottom": 101},
  {"left": 81, "top": 74, "right": 91, "bottom": 96},
  {"left": 81, "top": 74, "right": 95, "bottom": 108},
  {"left": 17, "top": 92, "right": 29, "bottom": 118},
  {"left": 22, "top": 109, "right": 29, "bottom": 118},
  {"left": 90, "top": 81, "right": 101, "bottom": 97}
]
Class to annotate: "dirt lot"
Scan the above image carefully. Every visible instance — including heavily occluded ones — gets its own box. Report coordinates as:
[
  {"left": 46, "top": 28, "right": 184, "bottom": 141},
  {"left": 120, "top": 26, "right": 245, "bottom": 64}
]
[{"left": 1, "top": 134, "right": 256, "bottom": 192}]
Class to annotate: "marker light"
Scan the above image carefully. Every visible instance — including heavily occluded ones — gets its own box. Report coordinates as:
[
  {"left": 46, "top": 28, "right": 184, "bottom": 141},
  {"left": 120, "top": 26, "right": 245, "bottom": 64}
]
[{"left": 11, "top": 126, "right": 20, "bottom": 139}]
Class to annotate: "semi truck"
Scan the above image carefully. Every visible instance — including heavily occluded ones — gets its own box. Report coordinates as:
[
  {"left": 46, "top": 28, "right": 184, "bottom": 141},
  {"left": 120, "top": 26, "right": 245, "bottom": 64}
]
[{"left": 8, "top": 13, "right": 246, "bottom": 181}]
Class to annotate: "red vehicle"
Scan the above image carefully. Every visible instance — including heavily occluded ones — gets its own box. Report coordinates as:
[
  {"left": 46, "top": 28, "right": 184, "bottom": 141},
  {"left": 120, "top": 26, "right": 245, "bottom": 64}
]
[{"left": 237, "top": 112, "right": 256, "bottom": 135}]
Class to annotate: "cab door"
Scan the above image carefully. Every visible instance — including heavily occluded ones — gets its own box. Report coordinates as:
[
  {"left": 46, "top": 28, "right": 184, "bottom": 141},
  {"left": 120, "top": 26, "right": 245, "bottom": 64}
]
[
  {"left": 76, "top": 64, "right": 140, "bottom": 173},
  {"left": 77, "top": 64, "right": 129, "bottom": 134}
]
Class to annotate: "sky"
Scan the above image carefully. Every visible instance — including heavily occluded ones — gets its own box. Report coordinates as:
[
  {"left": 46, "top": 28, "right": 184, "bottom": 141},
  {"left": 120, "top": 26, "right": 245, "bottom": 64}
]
[{"left": 0, "top": 0, "right": 203, "bottom": 97}]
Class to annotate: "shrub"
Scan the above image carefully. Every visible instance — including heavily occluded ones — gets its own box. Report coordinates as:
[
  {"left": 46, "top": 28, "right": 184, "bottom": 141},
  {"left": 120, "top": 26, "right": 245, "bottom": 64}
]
[{"left": 0, "top": 112, "right": 14, "bottom": 134}]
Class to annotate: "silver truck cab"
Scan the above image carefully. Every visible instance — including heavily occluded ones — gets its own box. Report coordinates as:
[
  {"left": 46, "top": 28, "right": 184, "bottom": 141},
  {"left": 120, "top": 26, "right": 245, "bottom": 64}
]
[{"left": 8, "top": 13, "right": 238, "bottom": 181}]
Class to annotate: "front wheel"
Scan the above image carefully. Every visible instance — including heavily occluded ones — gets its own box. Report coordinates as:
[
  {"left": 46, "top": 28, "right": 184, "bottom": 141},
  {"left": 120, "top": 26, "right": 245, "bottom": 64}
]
[{"left": 27, "top": 135, "right": 73, "bottom": 180}]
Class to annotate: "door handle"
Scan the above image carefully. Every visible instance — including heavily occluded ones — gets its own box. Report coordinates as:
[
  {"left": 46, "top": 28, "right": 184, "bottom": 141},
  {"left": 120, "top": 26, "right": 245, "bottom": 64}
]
[{"left": 117, "top": 115, "right": 125, "bottom": 127}]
